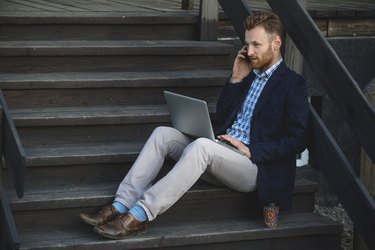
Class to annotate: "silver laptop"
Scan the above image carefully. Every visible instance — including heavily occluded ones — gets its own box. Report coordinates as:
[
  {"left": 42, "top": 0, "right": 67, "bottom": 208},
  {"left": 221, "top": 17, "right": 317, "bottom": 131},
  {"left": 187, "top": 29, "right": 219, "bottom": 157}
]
[{"left": 164, "top": 91, "right": 244, "bottom": 155}]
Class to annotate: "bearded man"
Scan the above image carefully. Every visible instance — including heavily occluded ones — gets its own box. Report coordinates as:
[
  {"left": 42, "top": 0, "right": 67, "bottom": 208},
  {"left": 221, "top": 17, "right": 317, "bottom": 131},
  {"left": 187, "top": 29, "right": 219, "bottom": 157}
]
[{"left": 80, "top": 11, "right": 309, "bottom": 239}]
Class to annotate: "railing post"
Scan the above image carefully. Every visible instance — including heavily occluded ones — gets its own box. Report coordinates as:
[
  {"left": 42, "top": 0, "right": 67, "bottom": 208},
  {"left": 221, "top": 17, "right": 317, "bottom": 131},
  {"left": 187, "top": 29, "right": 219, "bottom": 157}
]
[
  {"left": 284, "top": 0, "right": 307, "bottom": 74},
  {"left": 182, "top": 0, "right": 195, "bottom": 10},
  {"left": 356, "top": 78, "right": 375, "bottom": 250},
  {"left": 199, "top": 0, "right": 219, "bottom": 41},
  {"left": 0, "top": 101, "right": 3, "bottom": 182}
]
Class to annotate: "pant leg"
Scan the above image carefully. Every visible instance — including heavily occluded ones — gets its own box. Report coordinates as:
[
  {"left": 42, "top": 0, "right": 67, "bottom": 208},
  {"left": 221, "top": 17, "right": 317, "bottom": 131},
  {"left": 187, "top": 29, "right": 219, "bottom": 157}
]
[
  {"left": 136, "top": 137, "right": 258, "bottom": 221},
  {"left": 114, "top": 126, "right": 193, "bottom": 208}
]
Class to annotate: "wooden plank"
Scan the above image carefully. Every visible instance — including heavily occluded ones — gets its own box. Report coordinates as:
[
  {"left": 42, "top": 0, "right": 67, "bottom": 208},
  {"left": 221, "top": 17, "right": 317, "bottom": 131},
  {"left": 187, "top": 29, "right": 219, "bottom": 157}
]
[
  {"left": 267, "top": 0, "right": 375, "bottom": 171},
  {"left": 109, "top": 0, "right": 172, "bottom": 12},
  {"left": 0, "top": 40, "right": 232, "bottom": 56},
  {"left": 284, "top": 0, "right": 306, "bottom": 74},
  {"left": 314, "top": 19, "right": 328, "bottom": 37},
  {"left": 25, "top": 0, "right": 87, "bottom": 11},
  {"left": 0, "top": 0, "right": 42, "bottom": 11},
  {"left": 328, "top": 19, "right": 375, "bottom": 37},
  {"left": 199, "top": 0, "right": 219, "bottom": 41},
  {"left": 16, "top": 213, "right": 341, "bottom": 250},
  {"left": 217, "top": 0, "right": 252, "bottom": 43},
  {"left": 0, "top": 91, "right": 26, "bottom": 198},
  {"left": 1, "top": 0, "right": 375, "bottom": 12},
  {"left": 308, "top": 105, "right": 375, "bottom": 250},
  {"left": 0, "top": 21, "right": 197, "bottom": 40},
  {"left": 0, "top": 70, "right": 229, "bottom": 89},
  {"left": 6, "top": 0, "right": 68, "bottom": 11},
  {"left": 361, "top": 79, "right": 375, "bottom": 197},
  {"left": 43, "top": 0, "right": 94, "bottom": 11},
  {"left": 182, "top": 0, "right": 195, "bottom": 10}
]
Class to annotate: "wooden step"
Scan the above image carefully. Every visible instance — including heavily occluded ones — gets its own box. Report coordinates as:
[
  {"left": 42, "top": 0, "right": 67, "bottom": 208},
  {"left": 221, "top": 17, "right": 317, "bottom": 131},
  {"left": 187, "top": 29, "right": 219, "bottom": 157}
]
[
  {"left": 12, "top": 105, "right": 218, "bottom": 147},
  {"left": 0, "top": 70, "right": 230, "bottom": 108},
  {"left": 16, "top": 213, "right": 342, "bottom": 250},
  {"left": 0, "top": 12, "right": 199, "bottom": 40},
  {"left": 0, "top": 40, "right": 233, "bottom": 73},
  {"left": 7, "top": 179, "right": 317, "bottom": 231}
]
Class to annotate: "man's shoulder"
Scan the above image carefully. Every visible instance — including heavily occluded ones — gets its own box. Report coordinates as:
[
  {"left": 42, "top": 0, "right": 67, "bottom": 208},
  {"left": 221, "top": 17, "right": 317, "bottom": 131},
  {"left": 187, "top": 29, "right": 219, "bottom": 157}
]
[{"left": 277, "top": 63, "right": 305, "bottom": 85}]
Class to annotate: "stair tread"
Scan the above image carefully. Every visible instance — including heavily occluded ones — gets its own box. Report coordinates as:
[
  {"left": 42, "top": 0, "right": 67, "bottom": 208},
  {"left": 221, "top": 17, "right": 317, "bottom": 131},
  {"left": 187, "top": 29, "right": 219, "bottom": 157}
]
[
  {"left": 24, "top": 142, "right": 143, "bottom": 166},
  {"left": 0, "top": 11, "right": 198, "bottom": 24},
  {"left": 8, "top": 179, "right": 317, "bottom": 211},
  {"left": 0, "top": 40, "right": 233, "bottom": 56},
  {"left": 18, "top": 212, "right": 342, "bottom": 249},
  {"left": 12, "top": 105, "right": 170, "bottom": 126},
  {"left": 11, "top": 104, "right": 216, "bottom": 126},
  {"left": 0, "top": 70, "right": 230, "bottom": 89}
]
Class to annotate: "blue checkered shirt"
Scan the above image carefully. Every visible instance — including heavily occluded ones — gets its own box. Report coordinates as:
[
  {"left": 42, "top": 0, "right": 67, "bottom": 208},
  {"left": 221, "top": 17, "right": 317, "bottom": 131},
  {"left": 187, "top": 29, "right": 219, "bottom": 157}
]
[{"left": 226, "top": 59, "right": 283, "bottom": 145}]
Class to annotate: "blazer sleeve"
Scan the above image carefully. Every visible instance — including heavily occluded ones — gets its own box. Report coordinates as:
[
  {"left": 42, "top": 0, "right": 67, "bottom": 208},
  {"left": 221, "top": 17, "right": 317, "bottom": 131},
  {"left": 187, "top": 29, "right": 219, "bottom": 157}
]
[{"left": 249, "top": 75, "right": 309, "bottom": 163}]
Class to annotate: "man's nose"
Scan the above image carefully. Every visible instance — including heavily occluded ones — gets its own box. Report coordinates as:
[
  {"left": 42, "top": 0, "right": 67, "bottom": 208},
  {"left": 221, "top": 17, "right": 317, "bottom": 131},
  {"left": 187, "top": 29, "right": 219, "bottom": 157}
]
[{"left": 248, "top": 46, "right": 254, "bottom": 56}]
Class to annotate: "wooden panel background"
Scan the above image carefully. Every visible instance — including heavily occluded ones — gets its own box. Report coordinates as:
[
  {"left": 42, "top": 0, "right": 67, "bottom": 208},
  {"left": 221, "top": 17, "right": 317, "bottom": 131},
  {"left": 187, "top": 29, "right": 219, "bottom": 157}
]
[{"left": 0, "top": 0, "right": 374, "bottom": 12}]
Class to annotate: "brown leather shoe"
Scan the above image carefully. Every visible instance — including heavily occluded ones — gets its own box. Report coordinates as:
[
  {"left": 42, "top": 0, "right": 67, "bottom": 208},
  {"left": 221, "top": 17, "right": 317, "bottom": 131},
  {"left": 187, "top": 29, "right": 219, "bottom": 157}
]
[
  {"left": 80, "top": 205, "right": 121, "bottom": 227},
  {"left": 94, "top": 212, "right": 147, "bottom": 240}
]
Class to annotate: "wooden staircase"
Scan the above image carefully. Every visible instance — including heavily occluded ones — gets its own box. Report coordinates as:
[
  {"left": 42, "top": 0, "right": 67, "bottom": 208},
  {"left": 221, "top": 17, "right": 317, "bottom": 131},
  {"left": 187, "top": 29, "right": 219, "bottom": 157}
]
[{"left": 0, "top": 9, "right": 342, "bottom": 250}]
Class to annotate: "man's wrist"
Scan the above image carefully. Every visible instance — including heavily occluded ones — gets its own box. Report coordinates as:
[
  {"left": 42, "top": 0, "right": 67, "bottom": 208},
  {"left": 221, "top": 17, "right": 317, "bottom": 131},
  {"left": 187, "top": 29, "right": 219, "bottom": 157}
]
[{"left": 229, "top": 77, "right": 243, "bottom": 84}]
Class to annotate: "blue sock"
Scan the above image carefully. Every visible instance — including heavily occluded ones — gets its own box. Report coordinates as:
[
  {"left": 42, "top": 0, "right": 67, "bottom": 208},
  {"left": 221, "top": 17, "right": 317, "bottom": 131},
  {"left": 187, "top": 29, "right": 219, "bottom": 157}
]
[
  {"left": 112, "top": 201, "right": 128, "bottom": 214},
  {"left": 129, "top": 205, "right": 148, "bottom": 222}
]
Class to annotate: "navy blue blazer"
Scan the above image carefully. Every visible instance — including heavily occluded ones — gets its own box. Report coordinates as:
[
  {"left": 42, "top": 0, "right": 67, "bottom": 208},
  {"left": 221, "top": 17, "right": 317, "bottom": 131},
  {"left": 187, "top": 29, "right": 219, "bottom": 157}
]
[{"left": 216, "top": 61, "right": 309, "bottom": 210}]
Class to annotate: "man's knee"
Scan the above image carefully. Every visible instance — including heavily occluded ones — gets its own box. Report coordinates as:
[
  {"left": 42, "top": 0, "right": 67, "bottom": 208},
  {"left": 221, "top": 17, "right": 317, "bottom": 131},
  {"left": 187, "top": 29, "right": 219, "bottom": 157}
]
[
  {"left": 151, "top": 126, "right": 175, "bottom": 139},
  {"left": 185, "top": 138, "right": 213, "bottom": 155}
]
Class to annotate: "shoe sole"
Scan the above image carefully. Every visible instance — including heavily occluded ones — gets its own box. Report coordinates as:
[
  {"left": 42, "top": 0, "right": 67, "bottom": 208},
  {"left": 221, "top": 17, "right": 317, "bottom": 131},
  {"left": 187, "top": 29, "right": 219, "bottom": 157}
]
[{"left": 93, "top": 225, "right": 147, "bottom": 240}]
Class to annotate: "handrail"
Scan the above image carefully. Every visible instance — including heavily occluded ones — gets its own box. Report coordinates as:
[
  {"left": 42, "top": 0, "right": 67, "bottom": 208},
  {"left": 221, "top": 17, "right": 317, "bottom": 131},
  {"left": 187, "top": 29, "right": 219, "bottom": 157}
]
[
  {"left": 309, "top": 105, "right": 375, "bottom": 249},
  {"left": 0, "top": 92, "right": 24, "bottom": 250},
  {"left": 266, "top": 0, "right": 375, "bottom": 165},
  {"left": 217, "top": 0, "right": 375, "bottom": 249},
  {"left": 0, "top": 90, "right": 26, "bottom": 198}
]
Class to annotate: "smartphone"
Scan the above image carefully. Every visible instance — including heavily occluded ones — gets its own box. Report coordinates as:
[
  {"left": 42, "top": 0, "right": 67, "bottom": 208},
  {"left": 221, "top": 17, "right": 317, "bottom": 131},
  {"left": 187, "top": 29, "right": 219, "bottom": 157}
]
[{"left": 241, "top": 46, "right": 250, "bottom": 63}]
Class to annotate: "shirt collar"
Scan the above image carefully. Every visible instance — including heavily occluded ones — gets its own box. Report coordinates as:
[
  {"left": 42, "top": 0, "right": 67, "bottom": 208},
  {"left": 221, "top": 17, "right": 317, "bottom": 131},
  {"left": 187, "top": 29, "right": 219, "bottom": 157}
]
[{"left": 253, "top": 58, "right": 283, "bottom": 78}]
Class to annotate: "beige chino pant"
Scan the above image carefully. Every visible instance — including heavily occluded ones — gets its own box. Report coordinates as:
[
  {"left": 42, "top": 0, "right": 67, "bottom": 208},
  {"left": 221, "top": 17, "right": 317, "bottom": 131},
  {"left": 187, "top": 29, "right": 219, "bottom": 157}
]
[{"left": 115, "top": 126, "right": 258, "bottom": 221}]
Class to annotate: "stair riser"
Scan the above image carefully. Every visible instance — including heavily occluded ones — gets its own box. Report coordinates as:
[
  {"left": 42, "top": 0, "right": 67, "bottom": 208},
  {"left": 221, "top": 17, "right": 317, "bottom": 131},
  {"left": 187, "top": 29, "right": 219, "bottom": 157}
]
[
  {"left": 17, "top": 121, "right": 222, "bottom": 150},
  {"left": 4, "top": 87, "right": 222, "bottom": 109},
  {"left": 0, "top": 24, "right": 197, "bottom": 40},
  {"left": 18, "top": 123, "right": 167, "bottom": 147},
  {"left": 0, "top": 55, "right": 231, "bottom": 73},
  {"left": 3, "top": 164, "right": 133, "bottom": 190},
  {"left": 12, "top": 191, "right": 316, "bottom": 233}
]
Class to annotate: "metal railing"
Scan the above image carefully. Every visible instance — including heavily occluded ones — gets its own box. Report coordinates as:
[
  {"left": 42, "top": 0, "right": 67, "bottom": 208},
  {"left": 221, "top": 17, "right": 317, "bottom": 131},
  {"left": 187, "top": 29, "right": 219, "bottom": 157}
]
[{"left": 0, "top": 89, "right": 26, "bottom": 250}]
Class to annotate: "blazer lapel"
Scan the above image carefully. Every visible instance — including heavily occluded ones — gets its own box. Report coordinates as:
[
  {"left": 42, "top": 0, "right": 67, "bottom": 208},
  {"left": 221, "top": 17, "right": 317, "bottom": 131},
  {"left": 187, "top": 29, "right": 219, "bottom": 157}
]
[{"left": 252, "top": 62, "right": 288, "bottom": 117}]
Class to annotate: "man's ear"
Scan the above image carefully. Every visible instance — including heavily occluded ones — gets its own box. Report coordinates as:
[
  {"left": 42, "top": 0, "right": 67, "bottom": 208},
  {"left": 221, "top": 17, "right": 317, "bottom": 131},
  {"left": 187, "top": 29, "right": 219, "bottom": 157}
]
[{"left": 273, "top": 35, "right": 282, "bottom": 51}]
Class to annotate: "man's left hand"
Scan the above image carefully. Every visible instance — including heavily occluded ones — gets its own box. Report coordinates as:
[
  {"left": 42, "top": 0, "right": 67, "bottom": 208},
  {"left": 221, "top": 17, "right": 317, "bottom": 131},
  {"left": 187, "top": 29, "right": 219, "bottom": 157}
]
[{"left": 217, "top": 135, "right": 251, "bottom": 159}]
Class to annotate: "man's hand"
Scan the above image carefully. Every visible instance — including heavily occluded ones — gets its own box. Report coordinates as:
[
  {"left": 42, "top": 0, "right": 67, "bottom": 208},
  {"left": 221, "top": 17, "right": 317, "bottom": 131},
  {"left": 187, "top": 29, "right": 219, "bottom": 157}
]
[
  {"left": 230, "top": 45, "right": 252, "bottom": 83},
  {"left": 217, "top": 134, "right": 251, "bottom": 159}
]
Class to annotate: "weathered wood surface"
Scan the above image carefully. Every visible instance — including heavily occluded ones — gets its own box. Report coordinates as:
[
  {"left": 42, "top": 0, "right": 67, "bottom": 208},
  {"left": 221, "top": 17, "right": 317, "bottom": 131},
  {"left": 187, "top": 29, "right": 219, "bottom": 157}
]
[
  {"left": 268, "top": 0, "right": 375, "bottom": 167},
  {"left": 328, "top": 19, "right": 375, "bottom": 37},
  {"left": 284, "top": 0, "right": 306, "bottom": 74},
  {"left": 0, "top": 0, "right": 373, "bottom": 12},
  {"left": 361, "top": 78, "right": 375, "bottom": 197},
  {"left": 15, "top": 212, "right": 341, "bottom": 250},
  {"left": 309, "top": 106, "right": 375, "bottom": 250},
  {"left": 199, "top": 0, "right": 219, "bottom": 41}
]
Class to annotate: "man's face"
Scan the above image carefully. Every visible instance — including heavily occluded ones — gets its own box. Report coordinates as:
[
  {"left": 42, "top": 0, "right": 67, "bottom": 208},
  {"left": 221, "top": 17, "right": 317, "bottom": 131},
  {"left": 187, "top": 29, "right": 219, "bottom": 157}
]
[{"left": 244, "top": 26, "right": 280, "bottom": 72}]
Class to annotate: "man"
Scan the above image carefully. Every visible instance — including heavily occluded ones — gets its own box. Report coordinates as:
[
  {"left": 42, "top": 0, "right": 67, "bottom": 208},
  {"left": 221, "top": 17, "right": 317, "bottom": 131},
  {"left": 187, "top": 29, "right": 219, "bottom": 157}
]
[{"left": 80, "top": 11, "right": 309, "bottom": 239}]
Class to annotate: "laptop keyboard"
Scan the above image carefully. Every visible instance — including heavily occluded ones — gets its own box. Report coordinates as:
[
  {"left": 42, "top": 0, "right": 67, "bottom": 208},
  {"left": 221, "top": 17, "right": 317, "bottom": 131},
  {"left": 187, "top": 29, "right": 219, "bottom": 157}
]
[{"left": 215, "top": 139, "right": 245, "bottom": 156}]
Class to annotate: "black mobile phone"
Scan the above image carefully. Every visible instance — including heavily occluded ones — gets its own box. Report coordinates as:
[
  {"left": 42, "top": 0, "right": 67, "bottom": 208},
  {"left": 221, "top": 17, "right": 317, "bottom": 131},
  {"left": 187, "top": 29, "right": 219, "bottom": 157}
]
[
  {"left": 242, "top": 52, "right": 250, "bottom": 63},
  {"left": 241, "top": 46, "right": 250, "bottom": 62}
]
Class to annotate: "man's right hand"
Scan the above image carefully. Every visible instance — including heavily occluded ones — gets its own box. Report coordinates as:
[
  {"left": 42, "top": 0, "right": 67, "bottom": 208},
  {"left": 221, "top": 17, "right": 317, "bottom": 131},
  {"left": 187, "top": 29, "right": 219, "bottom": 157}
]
[{"left": 230, "top": 45, "right": 252, "bottom": 83}]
